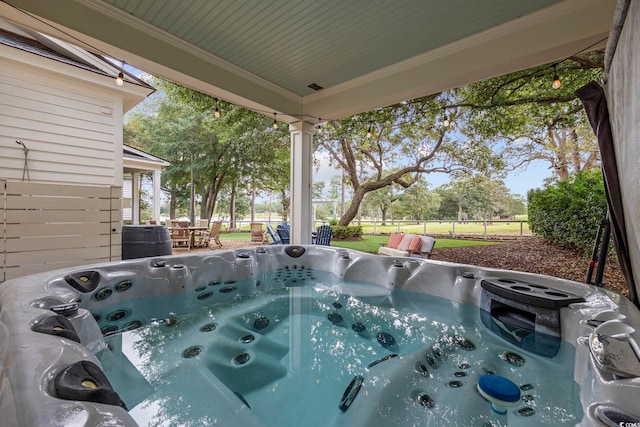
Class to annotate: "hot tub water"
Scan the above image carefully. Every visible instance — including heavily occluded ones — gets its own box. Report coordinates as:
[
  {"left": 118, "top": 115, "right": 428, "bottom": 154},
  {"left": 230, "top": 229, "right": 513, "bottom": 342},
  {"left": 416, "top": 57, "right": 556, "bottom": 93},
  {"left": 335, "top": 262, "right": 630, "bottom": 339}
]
[{"left": 97, "top": 271, "right": 582, "bottom": 427}]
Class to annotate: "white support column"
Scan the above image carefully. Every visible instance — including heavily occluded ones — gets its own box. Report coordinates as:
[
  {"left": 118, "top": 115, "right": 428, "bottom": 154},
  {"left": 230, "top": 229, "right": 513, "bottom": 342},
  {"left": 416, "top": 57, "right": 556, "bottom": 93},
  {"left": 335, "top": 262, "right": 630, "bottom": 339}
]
[
  {"left": 289, "top": 121, "right": 315, "bottom": 244},
  {"left": 132, "top": 173, "right": 140, "bottom": 225},
  {"left": 153, "top": 169, "right": 162, "bottom": 223}
]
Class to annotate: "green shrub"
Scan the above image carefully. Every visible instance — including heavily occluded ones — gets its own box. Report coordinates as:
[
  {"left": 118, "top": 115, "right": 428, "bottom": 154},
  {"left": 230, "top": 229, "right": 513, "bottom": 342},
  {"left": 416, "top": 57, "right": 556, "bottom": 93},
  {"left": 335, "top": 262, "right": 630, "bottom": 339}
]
[
  {"left": 331, "top": 225, "right": 363, "bottom": 240},
  {"left": 527, "top": 169, "right": 606, "bottom": 252}
]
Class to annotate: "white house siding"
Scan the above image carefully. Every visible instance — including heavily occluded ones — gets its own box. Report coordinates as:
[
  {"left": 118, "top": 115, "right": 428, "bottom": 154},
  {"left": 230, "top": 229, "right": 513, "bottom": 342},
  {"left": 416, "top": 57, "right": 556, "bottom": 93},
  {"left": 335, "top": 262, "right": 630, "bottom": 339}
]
[
  {"left": 0, "top": 49, "right": 123, "bottom": 187},
  {"left": 0, "top": 39, "right": 152, "bottom": 281}
]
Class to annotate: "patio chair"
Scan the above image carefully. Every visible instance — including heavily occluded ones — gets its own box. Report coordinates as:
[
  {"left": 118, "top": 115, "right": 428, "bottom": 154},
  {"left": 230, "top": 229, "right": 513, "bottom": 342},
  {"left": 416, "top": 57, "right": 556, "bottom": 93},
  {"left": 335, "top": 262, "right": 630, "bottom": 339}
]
[
  {"left": 171, "top": 226, "right": 192, "bottom": 251},
  {"left": 276, "top": 224, "right": 290, "bottom": 244},
  {"left": 266, "top": 224, "right": 282, "bottom": 244},
  {"left": 193, "top": 224, "right": 212, "bottom": 248},
  {"left": 250, "top": 222, "right": 267, "bottom": 243},
  {"left": 281, "top": 223, "right": 290, "bottom": 234},
  {"left": 314, "top": 225, "right": 332, "bottom": 246},
  {"left": 208, "top": 220, "right": 223, "bottom": 248}
]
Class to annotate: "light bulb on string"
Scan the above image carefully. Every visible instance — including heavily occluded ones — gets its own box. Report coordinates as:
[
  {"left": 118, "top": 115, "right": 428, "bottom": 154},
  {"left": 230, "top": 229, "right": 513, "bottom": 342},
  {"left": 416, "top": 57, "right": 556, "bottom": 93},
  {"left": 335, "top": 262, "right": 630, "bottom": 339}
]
[
  {"left": 366, "top": 124, "right": 372, "bottom": 138},
  {"left": 273, "top": 113, "right": 278, "bottom": 129},
  {"left": 214, "top": 99, "right": 221, "bottom": 118},
  {"left": 552, "top": 64, "right": 561, "bottom": 89},
  {"left": 443, "top": 115, "right": 450, "bottom": 127},
  {"left": 115, "top": 60, "right": 124, "bottom": 86}
]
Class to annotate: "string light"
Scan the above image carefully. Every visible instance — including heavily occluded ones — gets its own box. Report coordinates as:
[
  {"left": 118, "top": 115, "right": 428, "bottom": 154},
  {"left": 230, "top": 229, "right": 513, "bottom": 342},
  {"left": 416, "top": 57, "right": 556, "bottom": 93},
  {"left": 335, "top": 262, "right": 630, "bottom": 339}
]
[
  {"left": 551, "top": 36, "right": 609, "bottom": 89},
  {"left": 546, "top": 35, "right": 608, "bottom": 91},
  {"left": 2, "top": 1, "right": 135, "bottom": 88},
  {"left": 119, "top": 34, "right": 601, "bottom": 124},
  {"left": 115, "top": 60, "right": 124, "bottom": 86},
  {"left": 551, "top": 64, "right": 561, "bottom": 89}
]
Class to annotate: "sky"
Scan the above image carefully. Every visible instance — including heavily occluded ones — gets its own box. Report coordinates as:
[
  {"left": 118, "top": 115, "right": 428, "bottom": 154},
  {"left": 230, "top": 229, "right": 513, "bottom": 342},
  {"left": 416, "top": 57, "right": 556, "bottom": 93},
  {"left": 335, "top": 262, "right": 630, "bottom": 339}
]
[{"left": 502, "top": 160, "right": 553, "bottom": 196}]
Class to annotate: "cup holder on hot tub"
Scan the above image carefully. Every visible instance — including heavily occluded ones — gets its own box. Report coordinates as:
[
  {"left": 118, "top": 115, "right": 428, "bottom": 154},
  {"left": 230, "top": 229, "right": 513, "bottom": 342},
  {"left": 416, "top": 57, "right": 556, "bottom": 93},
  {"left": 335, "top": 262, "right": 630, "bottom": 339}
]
[
  {"left": 482, "top": 278, "right": 584, "bottom": 308},
  {"left": 480, "top": 277, "right": 584, "bottom": 357}
]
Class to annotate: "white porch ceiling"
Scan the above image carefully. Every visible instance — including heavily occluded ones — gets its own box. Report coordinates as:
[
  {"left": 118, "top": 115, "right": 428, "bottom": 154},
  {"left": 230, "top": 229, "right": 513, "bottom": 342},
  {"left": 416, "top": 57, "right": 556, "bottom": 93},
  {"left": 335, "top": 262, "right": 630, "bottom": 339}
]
[{"left": 1, "top": 0, "right": 615, "bottom": 121}]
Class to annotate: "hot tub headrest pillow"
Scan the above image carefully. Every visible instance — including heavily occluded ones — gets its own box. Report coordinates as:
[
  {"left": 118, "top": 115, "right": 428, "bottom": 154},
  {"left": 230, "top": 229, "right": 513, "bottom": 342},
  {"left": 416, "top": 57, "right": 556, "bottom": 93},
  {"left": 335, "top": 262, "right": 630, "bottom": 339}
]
[{"left": 54, "top": 360, "right": 126, "bottom": 409}]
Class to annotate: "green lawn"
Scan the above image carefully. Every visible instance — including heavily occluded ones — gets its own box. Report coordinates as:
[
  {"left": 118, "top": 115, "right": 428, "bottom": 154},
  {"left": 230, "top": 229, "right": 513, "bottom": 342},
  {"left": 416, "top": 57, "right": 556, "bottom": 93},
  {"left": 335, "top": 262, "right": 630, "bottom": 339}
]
[
  {"left": 219, "top": 231, "right": 257, "bottom": 240},
  {"left": 219, "top": 231, "right": 500, "bottom": 253}
]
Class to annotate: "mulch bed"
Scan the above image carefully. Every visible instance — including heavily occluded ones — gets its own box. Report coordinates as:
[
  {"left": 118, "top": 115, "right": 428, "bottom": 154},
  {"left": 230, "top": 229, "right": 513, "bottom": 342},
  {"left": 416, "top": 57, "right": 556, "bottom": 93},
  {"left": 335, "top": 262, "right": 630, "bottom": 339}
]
[{"left": 430, "top": 236, "right": 629, "bottom": 298}]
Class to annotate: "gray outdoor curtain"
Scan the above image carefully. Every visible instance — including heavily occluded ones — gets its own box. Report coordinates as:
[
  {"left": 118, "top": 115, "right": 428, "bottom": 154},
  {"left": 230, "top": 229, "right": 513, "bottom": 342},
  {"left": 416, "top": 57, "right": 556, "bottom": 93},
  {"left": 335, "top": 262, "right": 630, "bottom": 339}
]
[{"left": 577, "top": 81, "right": 638, "bottom": 307}]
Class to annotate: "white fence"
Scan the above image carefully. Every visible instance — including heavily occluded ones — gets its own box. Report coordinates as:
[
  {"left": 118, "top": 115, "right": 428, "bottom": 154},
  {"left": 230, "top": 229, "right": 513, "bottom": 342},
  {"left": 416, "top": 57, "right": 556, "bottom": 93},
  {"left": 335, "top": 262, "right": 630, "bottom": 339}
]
[
  {"left": 354, "top": 219, "right": 530, "bottom": 238},
  {"left": 225, "top": 218, "right": 530, "bottom": 239},
  {"left": 1, "top": 180, "right": 122, "bottom": 282}
]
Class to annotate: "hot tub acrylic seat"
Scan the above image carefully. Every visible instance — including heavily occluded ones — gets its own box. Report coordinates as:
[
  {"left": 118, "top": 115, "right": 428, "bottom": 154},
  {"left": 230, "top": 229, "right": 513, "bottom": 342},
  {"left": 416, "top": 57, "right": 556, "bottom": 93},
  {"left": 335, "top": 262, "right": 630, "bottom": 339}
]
[{"left": 205, "top": 318, "right": 289, "bottom": 394}]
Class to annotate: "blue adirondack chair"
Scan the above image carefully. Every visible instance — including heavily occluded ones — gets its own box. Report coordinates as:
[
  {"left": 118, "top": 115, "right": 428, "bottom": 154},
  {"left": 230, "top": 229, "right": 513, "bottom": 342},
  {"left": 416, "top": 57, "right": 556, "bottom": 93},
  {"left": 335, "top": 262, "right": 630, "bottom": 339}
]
[
  {"left": 276, "top": 224, "right": 290, "bottom": 244},
  {"left": 314, "top": 225, "right": 332, "bottom": 245},
  {"left": 266, "top": 224, "right": 282, "bottom": 244}
]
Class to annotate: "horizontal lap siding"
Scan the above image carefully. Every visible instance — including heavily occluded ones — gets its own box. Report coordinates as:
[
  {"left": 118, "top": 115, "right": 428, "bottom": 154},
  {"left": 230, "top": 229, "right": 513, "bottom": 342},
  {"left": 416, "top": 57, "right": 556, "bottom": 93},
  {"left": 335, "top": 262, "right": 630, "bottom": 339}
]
[
  {"left": 1, "top": 181, "right": 122, "bottom": 281},
  {"left": 0, "top": 59, "right": 118, "bottom": 185}
]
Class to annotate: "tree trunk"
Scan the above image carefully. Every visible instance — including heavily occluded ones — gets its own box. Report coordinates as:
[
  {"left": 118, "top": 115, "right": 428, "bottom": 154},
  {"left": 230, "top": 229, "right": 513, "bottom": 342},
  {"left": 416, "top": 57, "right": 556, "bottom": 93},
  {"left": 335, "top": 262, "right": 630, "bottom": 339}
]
[
  {"left": 280, "top": 189, "right": 289, "bottom": 222},
  {"left": 201, "top": 170, "right": 229, "bottom": 224},
  {"left": 338, "top": 187, "right": 366, "bottom": 226},
  {"left": 550, "top": 128, "right": 570, "bottom": 180},
  {"left": 169, "top": 189, "right": 177, "bottom": 219},
  {"left": 201, "top": 182, "right": 220, "bottom": 224},
  {"left": 381, "top": 205, "right": 388, "bottom": 226},
  {"left": 569, "top": 128, "right": 583, "bottom": 173},
  {"left": 229, "top": 182, "right": 236, "bottom": 230},
  {"left": 250, "top": 186, "right": 256, "bottom": 222},
  {"left": 200, "top": 194, "right": 208, "bottom": 221},
  {"left": 189, "top": 154, "right": 195, "bottom": 225},
  {"left": 340, "top": 171, "right": 345, "bottom": 217}
]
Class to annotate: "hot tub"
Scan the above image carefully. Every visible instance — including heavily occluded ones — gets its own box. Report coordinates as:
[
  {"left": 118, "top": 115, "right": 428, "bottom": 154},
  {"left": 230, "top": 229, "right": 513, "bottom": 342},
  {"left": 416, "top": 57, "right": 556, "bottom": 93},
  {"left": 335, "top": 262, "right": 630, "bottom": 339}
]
[{"left": 1, "top": 245, "right": 639, "bottom": 426}]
